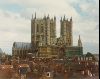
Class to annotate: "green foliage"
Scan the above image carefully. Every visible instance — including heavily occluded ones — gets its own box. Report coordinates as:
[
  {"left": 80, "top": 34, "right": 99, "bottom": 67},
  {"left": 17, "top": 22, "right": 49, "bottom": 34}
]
[{"left": 86, "top": 52, "right": 94, "bottom": 57}]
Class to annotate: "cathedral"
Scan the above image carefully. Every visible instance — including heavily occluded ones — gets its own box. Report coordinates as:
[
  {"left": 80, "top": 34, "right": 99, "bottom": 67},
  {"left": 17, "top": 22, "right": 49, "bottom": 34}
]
[
  {"left": 12, "top": 13, "right": 83, "bottom": 59},
  {"left": 31, "top": 13, "right": 56, "bottom": 46}
]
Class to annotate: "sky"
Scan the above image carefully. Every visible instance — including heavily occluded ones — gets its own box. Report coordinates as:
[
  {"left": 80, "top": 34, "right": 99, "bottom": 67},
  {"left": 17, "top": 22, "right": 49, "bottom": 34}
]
[{"left": 0, "top": 0, "right": 99, "bottom": 55}]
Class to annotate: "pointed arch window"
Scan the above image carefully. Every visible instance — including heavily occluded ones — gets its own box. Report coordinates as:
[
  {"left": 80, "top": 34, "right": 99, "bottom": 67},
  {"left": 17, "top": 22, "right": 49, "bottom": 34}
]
[{"left": 37, "top": 24, "right": 39, "bottom": 32}]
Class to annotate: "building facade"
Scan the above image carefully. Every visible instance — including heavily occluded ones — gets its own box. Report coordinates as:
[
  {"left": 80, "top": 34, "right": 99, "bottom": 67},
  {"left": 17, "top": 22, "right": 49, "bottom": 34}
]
[
  {"left": 12, "top": 42, "right": 32, "bottom": 59},
  {"left": 37, "top": 46, "right": 58, "bottom": 58},
  {"left": 12, "top": 14, "right": 83, "bottom": 58},
  {"left": 60, "top": 16, "right": 73, "bottom": 46},
  {"left": 31, "top": 13, "right": 56, "bottom": 46}
]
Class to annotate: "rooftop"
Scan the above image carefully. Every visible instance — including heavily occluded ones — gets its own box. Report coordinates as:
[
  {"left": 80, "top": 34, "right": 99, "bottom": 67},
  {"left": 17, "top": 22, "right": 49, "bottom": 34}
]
[{"left": 13, "top": 42, "right": 31, "bottom": 49}]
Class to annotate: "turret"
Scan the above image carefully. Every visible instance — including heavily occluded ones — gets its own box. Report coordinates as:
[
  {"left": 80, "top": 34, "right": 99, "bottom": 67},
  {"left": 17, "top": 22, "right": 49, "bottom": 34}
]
[
  {"left": 47, "top": 14, "right": 50, "bottom": 19},
  {"left": 43, "top": 14, "right": 46, "bottom": 19},
  {"left": 78, "top": 35, "right": 82, "bottom": 47},
  {"left": 63, "top": 15, "right": 65, "bottom": 21},
  {"left": 60, "top": 17, "right": 62, "bottom": 22},
  {"left": 70, "top": 17, "right": 72, "bottom": 22},
  {"left": 54, "top": 16, "right": 56, "bottom": 20},
  {"left": 35, "top": 12, "right": 36, "bottom": 19}
]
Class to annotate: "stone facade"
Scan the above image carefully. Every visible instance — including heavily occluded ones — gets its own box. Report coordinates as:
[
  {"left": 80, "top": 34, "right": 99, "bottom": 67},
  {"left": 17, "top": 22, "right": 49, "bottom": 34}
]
[
  {"left": 12, "top": 14, "right": 83, "bottom": 58},
  {"left": 12, "top": 42, "right": 32, "bottom": 59},
  {"left": 60, "top": 16, "right": 73, "bottom": 46},
  {"left": 31, "top": 13, "right": 56, "bottom": 46},
  {"left": 65, "top": 46, "right": 83, "bottom": 57},
  {"left": 38, "top": 46, "right": 58, "bottom": 58}
]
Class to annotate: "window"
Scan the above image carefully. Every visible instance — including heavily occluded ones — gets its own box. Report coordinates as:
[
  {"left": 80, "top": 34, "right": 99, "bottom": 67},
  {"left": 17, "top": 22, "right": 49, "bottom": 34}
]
[
  {"left": 41, "top": 26, "right": 43, "bottom": 33},
  {"left": 37, "top": 24, "right": 39, "bottom": 32},
  {"left": 47, "top": 72, "right": 50, "bottom": 77}
]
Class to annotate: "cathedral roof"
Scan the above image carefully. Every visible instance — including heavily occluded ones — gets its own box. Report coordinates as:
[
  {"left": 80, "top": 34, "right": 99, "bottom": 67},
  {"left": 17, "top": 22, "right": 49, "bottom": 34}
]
[{"left": 13, "top": 42, "right": 31, "bottom": 49}]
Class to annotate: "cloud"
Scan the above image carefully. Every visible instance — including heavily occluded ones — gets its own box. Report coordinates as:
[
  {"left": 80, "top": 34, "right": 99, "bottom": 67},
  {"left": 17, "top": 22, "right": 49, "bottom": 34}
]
[
  {"left": 83, "top": 42, "right": 99, "bottom": 54},
  {"left": 0, "top": 9, "right": 31, "bottom": 54}
]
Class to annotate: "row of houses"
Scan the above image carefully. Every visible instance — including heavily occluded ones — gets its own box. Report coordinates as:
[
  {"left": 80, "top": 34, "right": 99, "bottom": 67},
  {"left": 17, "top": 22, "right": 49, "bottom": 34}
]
[{"left": 0, "top": 52, "right": 99, "bottom": 79}]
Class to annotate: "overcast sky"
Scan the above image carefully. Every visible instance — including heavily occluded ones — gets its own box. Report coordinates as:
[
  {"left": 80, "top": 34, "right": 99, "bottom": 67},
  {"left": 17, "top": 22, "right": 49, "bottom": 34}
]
[{"left": 0, "top": 0, "right": 99, "bottom": 55}]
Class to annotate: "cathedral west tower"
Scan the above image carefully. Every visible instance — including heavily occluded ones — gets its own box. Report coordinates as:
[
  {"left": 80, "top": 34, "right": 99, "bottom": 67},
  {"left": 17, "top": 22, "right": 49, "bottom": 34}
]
[
  {"left": 31, "top": 13, "right": 56, "bottom": 46},
  {"left": 60, "top": 16, "right": 73, "bottom": 46}
]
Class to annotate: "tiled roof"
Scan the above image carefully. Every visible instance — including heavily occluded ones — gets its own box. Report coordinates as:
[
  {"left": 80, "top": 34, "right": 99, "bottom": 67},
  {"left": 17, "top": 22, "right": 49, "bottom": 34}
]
[
  {"left": 0, "top": 65, "right": 13, "bottom": 69},
  {"left": 18, "top": 64, "right": 29, "bottom": 67},
  {"left": 13, "top": 42, "right": 31, "bottom": 49}
]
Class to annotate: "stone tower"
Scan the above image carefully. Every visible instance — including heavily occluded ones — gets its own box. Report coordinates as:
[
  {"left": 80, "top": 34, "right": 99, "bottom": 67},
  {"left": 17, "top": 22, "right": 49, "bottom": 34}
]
[
  {"left": 31, "top": 13, "right": 56, "bottom": 46},
  {"left": 60, "top": 16, "right": 73, "bottom": 46},
  {"left": 78, "top": 35, "right": 82, "bottom": 47}
]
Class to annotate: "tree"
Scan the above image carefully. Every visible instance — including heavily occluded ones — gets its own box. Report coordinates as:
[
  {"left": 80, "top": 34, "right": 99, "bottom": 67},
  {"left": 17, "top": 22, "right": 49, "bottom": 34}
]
[
  {"left": 86, "top": 52, "right": 94, "bottom": 57},
  {"left": 86, "top": 52, "right": 96, "bottom": 60}
]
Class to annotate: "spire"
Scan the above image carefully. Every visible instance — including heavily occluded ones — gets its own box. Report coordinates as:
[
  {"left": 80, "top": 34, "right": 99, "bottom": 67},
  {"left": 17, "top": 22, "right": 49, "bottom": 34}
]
[
  {"left": 47, "top": 14, "right": 49, "bottom": 19},
  {"left": 54, "top": 16, "right": 56, "bottom": 20},
  {"left": 60, "top": 17, "right": 62, "bottom": 21},
  {"left": 48, "top": 14, "right": 49, "bottom": 17},
  {"left": 43, "top": 14, "right": 46, "bottom": 19},
  {"left": 67, "top": 18, "right": 68, "bottom": 21},
  {"left": 70, "top": 16, "right": 72, "bottom": 22},
  {"left": 78, "top": 35, "right": 82, "bottom": 47},
  {"left": 35, "top": 12, "right": 36, "bottom": 19},
  {"left": 79, "top": 35, "right": 80, "bottom": 40},
  {"left": 63, "top": 15, "right": 65, "bottom": 20}
]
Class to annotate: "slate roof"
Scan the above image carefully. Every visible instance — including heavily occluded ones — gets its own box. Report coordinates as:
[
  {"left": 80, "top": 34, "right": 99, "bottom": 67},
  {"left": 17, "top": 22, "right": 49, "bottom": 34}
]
[{"left": 13, "top": 42, "right": 31, "bottom": 49}]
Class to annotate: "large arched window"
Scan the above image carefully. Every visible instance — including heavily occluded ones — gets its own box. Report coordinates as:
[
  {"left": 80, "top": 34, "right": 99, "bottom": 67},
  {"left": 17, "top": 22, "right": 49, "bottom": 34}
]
[
  {"left": 41, "top": 26, "right": 43, "bottom": 33},
  {"left": 37, "top": 24, "right": 39, "bottom": 32}
]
